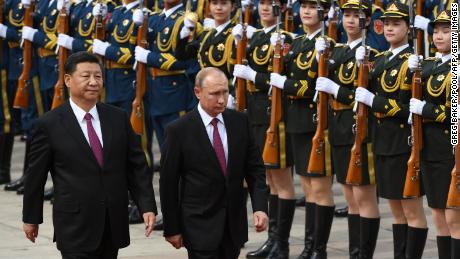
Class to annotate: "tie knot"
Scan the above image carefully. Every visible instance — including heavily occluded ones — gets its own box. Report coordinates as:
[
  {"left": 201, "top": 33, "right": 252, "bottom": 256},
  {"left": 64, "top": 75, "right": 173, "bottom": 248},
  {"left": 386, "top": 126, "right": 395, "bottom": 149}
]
[
  {"left": 84, "top": 113, "right": 92, "bottom": 121},
  {"left": 211, "top": 118, "right": 219, "bottom": 127}
]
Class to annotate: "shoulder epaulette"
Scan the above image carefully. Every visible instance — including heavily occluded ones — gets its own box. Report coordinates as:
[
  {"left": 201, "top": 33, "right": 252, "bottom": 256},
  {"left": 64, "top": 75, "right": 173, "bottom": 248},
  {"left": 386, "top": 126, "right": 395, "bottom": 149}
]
[
  {"left": 375, "top": 51, "right": 385, "bottom": 57},
  {"left": 369, "top": 48, "right": 379, "bottom": 55},
  {"left": 294, "top": 34, "right": 304, "bottom": 40},
  {"left": 399, "top": 52, "right": 411, "bottom": 59}
]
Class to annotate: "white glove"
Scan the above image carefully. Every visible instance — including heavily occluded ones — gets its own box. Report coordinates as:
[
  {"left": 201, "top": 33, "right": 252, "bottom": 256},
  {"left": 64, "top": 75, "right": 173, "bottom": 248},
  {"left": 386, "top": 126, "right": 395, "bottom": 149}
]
[
  {"left": 355, "top": 87, "right": 375, "bottom": 107},
  {"left": 226, "top": 95, "right": 236, "bottom": 109},
  {"left": 0, "top": 23, "right": 7, "bottom": 39},
  {"left": 184, "top": 17, "right": 196, "bottom": 29},
  {"left": 233, "top": 64, "right": 257, "bottom": 82},
  {"left": 328, "top": 7, "right": 335, "bottom": 19},
  {"left": 315, "top": 37, "right": 327, "bottom": 53},
  {"left": 246, "top": 25, "right": 256, "bottom": 39},
  {"left": 21, "top": 26, "right": 37, "bottom": 42},
  {"left": 132, "top": 8, "right": 144, "bottom": 26},
  {"left": 270, "top": 33, "right": 285, "bottom": 48},
  {"left": 355, "top": 46, "right": 366, "bottom": 65},
  {"left": 203, "top": 18, "right": 216, "bottom": 30},
  {"left": 57, "top": 33, "right": 74, "bottom": 50},
  {"left": 270, "top": 73, "right": 287, "bottom": 89},
  {"left": 407, "top": 54, "right": 420, "bottom": 72},
  {"left": 92, "top": 39, "right": 110, "bottom": 56},
  {"left": 414, "top": 15, "right": 430, "bottom": 31},
  {"left": 21, "top": 0, "right": 33, "bottom": 7},
  {"left": 57, "top": 0, "right": 70, "bottom": 12},
  {"left": 316, "top": 77, "right": 340, "bottom": 98},
  {"left": 180, "top": 17, "right": 196, "bottom": 39},
  {"left": 92, "top": 3, "right": 107, "bottom": 19},
  {"left": 409, "top": 98, "right": 426, "bottom": 115},
  {"left": 232, "top": 24, "right": 243, "bottom": 42},
  {"left": 135, "top": 46, "right": 151, "bottom": 64}
]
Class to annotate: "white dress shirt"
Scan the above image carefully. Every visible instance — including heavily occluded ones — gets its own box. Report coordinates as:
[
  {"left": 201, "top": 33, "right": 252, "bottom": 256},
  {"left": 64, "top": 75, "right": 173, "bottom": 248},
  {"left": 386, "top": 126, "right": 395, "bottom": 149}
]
[
  {"left": 197, "top": 104, "right": 228, "bottom": 162},
  {"left": 307, "top": 28, "right": 322, "bottom": 40},
  {"left": 441, "top": 53, "right": 451, "bottom": 65},
  {"left": 388, "top": 43, "right": 410, "bottom": 61},
  {"left": 162, "top": 3, "right": 183, "bottom": 18},
  {"left": 348, "top": 38, "right": 363, "bottom": 50},
  {"left": 69, "top": 98, "right": 104, "bottom": 147},
  {"left": 215, "top": 20, "right": 231, "bottom": 36}
]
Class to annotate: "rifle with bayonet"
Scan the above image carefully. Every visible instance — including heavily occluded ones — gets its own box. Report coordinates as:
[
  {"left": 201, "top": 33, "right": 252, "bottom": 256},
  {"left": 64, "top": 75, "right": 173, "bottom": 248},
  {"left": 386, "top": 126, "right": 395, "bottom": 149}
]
[
  {"left": 95, "top": 0, "right": 105, "bottom": 62},
  {"left": 235, "top": 0, "right": 252, "bottom": 112},
  {"left": 51, "top": 2, "right": 69, "bottom": 109}
]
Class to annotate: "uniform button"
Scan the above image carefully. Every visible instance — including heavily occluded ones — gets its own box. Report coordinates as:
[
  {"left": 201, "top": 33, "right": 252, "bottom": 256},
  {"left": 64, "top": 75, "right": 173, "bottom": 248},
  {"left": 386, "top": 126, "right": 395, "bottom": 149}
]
[
  {"left": 124, "top": 71, "right": 128, "bottom": 75},
  {"left": 333, "top": 112, "right": 336, "bottom": 116},
  {"left": 309, "top": 104, "right": 314, "bottom": 108},
  {"left": 290, "top": 73, "right": 293, "bottom": 76},
  {"left": 445, "top": 130, "right": 449, "bottom": 134},
  {"left": 172, "top": 81, "right": 177, "bottom": 86},
  {"left": 353, "top": 115, "right": 357, "bottom": 120},
  {"left": 400, "top": 124, "right": 404, "bottom": 128},
  {"left": 377, "top": 120, "right": 381, "bottom": 124}
]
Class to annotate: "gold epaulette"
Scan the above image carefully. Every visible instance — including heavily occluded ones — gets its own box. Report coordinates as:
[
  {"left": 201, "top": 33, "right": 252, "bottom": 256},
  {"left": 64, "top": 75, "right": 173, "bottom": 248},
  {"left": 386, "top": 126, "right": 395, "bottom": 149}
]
[{"left": 375, "top": 51, "right": 385, "bottom": 57}]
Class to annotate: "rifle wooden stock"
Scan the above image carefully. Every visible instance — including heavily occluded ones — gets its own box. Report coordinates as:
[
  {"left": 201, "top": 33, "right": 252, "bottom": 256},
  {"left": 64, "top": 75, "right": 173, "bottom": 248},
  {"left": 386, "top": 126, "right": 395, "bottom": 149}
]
[
  {"left": 51, "top": 5, "right": 69, "bottom": 110},
  {"left": 307, "top": 49, "right": 328, "bottom": 174},
  {"left": 95, "top": 0, "right": 105, "bottom": 62},
  {"left": 262, "top": 37, "right": 284, "bottom": 167},
  {"left": 416, "top": 0, "right": 423, "bottom": 56},
  {"left": 235, "top": 6, "right": 253, "bottom": 112},
  {"left": 327, "top": 7, "right": 338, "bottom": 41},
  {"left": 346, "top": 55, "right": 369, "bottom": 185},
  {"left": 0, "top": 0, "right": 4, "bottom": 67},
  {"left": 284, "top": 6, "right": 293, "bottom": 32},
  {"left": 130, "top": 6, "right": 148, "bottom": 135},
  {"left": 403, "top": 68, "right": 423, "bottom": 198},
  {"left": 447, "top": 99, "right": 460, "bottom": 208},
  {"left": 14, "top": 2, "right": 35, "bottom": 109}
]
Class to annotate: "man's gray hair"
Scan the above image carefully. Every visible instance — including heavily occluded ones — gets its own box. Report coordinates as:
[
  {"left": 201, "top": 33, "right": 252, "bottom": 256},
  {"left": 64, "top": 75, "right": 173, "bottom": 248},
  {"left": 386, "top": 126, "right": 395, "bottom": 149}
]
[{"left": 195, "top": 67, "right": 227, "bottom": 88}]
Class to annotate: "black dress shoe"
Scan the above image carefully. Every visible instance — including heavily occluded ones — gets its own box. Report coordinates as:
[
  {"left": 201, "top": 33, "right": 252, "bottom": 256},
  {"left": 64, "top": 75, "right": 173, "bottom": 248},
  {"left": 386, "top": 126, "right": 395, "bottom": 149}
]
[
  {"left": 154, "top": 218, "right": 164, "bottom": 230},
  {"left": 246, "top": 238, "right": 275, "bottom": 258},
  {"left": 43, "top": 187, "right": 54, "bottom": 200},
  {"left": 4, "top": 176, "right": 24, "bottom": 191},
  {"left": 334, "top": 206, "right": 348, "bottom": 218},
  {"left": 296, "top": 196, "right": 306, "bottom": 207},
  {"left": 16, "top": 185, "right": 25, "bottom": 194}
]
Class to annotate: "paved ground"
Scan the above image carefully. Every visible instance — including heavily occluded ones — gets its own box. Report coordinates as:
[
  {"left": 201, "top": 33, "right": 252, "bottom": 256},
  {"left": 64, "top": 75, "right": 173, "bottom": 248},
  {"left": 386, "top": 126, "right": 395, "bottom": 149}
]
[{"left": 0, "top": 136, "right": 439, "bottom": 259}]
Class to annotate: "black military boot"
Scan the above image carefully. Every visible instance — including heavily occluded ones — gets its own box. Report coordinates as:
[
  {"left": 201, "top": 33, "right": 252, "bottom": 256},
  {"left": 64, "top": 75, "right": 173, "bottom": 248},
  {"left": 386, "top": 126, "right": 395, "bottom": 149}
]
[
  {"left": 310, "top": 205, "right": 335, "bottom": 259},
  {"left": 359, "top": 217, "right": 380, "bottom": 259},
  {"left": 405, "top": 226, "right": 428, "bottom": 259},
  {"left": 297, "top": 202, "right": 316, "bottom": 259},
  {"left": 452, "top": 238, "right": 460, "bottom": 259},
  {"left": 267, "top": 198, "right": 296, "bottom": 259},
  {"left": 392, "top": 224, "right": 408, "bottom": 259},
  {"left": 436, "top": 236, "right": 451, "bottom": 259},
  {"left": 1, "top": 134, "right": 15, "bottom": 181},
  {"left": 347, "top": 214, "right": 360, "bottom": 259},
  {"left": 5, "top": 139, "right": 29, "bottom": 191},
  {"left": 247, "top": 195, "right": 278, "bottom": 258},
  {"left": 0, "top": 134, "right": 9, "bottom": 184}
]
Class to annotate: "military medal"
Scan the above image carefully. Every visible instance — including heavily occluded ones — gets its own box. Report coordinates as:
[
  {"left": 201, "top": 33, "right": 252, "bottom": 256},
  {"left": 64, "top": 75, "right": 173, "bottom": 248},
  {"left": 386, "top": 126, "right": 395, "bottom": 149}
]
[
  {"left": 123, "top": 19, "right": 129, "bottom": 26},
  {"left": 347, "top": 61, "right": 354, "bottom": 69},
  {"left": 217, "top": 43, "right": 225, "bottom": 51},
  {"left": 51, "top": 9, "right": 57, "bottom": 16},
  {"left": 437, "top": 74, "right": 445, "bottom": 81},
  {"left": 164, "top": 27, "right": 170, "bottom": 34},
  {"left": 390, "top": 69, "right": 397, "bottom": 77},
  {"left": 306, "top": 51, "right": 312, "bottom": 58},
  {"left": 87, "top": 13, "right": 92, "bottom": 19},
  {"left": 261, "top": 44, "right": 269, "bottom": 52}
]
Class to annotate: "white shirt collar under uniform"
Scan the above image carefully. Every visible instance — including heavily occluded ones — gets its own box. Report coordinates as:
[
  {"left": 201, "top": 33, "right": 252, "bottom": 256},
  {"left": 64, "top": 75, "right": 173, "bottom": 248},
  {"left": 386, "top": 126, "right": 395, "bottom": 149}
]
[
  {"left": 347, "top": 38, "right": 363, "bottom": 50},
  {"left": 162, "top": 3, "right": 183, "bottom": 18},
  {"left": 388, "top": 43, "right": 409, "bottom": 61},
  {"left": 307, "top": 28, "right": 322, "bottom": 40},
  {"left": 215, "top": 20, "right": 232, "bottom": 36}
]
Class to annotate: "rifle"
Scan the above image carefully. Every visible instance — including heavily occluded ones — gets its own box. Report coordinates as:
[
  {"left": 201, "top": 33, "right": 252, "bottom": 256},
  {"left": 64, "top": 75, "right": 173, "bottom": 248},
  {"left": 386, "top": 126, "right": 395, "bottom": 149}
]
[
  {"left": 130, "top": 0, "right": 148, "bottom": 134},
  {"left": 403, "top": 0, "right": 422, "bottom": 198},
  {"left": 415, "top": 0, "right": 423, "bottom": 56},
  {"left": 262, "top": 0, "right": 284, "bottom": 167},
  {"left": 307, "top": 0, "right": 328, "bottom": 175},
  {"left": 235, "top": 0, "right": 252, "bottom": 112},
  {"left": 447, "top": 95, "right": 460, "bottom": 208},
  {"left": 0, "top": 0, "right": 4, "bottom": 67},
  {"left": 327, "top": 0, "right": 339, "bottom": 41},
  {"left": 95, "top": 0, "right": 105, "bottom": 62},
  {"left": 284, "top": 0, "right": 293, "bottom": 32},
  {"left": 51, "top": 3, "right": 69, "bottom": 110},
  {"left": 13, "top": 1, "right": 35, "bottom": 109},
  {"left": 346, "top": 0, "right": 371, "bottom": 185}
]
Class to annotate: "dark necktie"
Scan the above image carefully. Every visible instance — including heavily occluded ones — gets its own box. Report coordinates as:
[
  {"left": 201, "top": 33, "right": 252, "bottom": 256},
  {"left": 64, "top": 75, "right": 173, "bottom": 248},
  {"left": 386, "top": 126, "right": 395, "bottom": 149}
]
[
  {"left": 211, "top": 118, "right": 227, "bottom": 176},
  {"left": 84, "top": 113, "right": 103, "bottom": 168},
  {"left": 384, "top": 51, "right": 393, "bottom": 63}
]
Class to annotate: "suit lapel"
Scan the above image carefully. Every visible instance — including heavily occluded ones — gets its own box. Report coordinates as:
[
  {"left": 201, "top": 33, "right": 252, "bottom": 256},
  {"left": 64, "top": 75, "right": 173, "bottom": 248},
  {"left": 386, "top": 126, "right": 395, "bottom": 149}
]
[
  {"left": 97, "top": 104, "right": 112, "bottom": 166},
  {"left": 222, "top": 110, "right": 236, "bottom": 178}
]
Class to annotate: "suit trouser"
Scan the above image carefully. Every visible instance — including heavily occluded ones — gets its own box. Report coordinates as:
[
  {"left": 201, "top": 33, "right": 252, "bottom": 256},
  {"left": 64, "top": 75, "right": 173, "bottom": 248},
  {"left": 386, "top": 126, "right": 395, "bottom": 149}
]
[
  {"left": 60, "top": 212, "right": 118, "bottom": 259},
  {"left": 187, "top": 222, "right": 240, "bottom": 259}
]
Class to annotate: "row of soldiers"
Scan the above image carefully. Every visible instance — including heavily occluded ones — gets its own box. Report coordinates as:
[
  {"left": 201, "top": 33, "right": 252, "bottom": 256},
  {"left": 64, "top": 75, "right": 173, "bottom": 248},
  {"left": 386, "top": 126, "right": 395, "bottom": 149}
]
[{"left": 0, "top": 0, "right": 458, "bottom": 258}]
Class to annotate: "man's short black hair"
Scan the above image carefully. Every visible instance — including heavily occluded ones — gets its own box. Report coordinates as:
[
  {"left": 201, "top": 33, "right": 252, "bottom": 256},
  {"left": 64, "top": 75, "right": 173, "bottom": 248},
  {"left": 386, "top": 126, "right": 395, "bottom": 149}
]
[{"left": 64, "top": 51, "right": 103, "bottom": 75}]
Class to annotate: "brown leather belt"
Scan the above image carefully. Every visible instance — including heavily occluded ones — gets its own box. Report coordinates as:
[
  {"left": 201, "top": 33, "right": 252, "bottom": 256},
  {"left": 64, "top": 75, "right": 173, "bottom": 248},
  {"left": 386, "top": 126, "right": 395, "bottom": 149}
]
[
  {"left": 374, "top": 112, "right": 386, "bottom": 119},
  {"left": 287, "top": 95, "right": 308, "bottom": 100},
  {"left": 8, "top": 42, "right": 19, "bottom": 48},
  {"left": 38, "top": 48, "right": 56, "bottom": 58},
  {"left": 105, "top": 61, "right": 132, "bottom": 69},
  {"left": 149, "top": 68, "right": 185, "bottom": 78},
  {"left": 329, "top": 99, "right": 353, "bottom": 111}
]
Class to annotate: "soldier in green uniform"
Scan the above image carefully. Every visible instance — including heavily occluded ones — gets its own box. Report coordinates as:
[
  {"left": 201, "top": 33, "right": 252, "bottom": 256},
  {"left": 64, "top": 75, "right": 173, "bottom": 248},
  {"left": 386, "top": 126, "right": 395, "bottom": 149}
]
[
  {"left": 269, "top": 0, "right": 337, "bottom": 258},
  {"left": 314, "top": 0, "right": 380, "bottom": 258},
  {"left": 354, "top": 2, "right": 428, "bottom": 258},
  {"left": 232, "top": 0, "right": 295, "bottom": 257},
  {"left": 408, "top": 10, "right": 460, "bottom": 259}
]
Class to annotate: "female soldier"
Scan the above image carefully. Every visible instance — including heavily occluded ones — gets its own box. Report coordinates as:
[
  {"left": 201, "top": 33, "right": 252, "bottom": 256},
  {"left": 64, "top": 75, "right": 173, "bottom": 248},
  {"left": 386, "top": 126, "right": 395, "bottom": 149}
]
[
  {"left": 408, "top": 10, "right": 460, "bottom": 259},
  {"left": 354, "top": 2, "right": 428, "bottom": 258},
  {"left": 314, "top": 0, "right": 380, "bottom": 258},
  {"left": 269, "top": 0, "right": 335, "bottom": 258},
  {"left": 232, "top": 0, "right": 296, "bottom": 258}
]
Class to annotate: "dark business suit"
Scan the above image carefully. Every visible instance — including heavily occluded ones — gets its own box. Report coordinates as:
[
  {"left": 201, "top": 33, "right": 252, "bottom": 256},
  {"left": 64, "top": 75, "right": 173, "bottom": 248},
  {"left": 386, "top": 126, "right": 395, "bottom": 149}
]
[
  {"left": 22, "top": 101, "right": 157, "bottom": 256},
  {"left": 160, "top": 108, "right": 268, "bottom": 258}
]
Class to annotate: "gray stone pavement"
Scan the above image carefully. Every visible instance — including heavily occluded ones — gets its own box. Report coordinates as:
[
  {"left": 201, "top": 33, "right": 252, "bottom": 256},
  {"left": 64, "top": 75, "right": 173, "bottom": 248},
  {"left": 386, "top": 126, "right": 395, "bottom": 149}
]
[{"left": 0, "top": 137, "right": 439, "bottom": 259}]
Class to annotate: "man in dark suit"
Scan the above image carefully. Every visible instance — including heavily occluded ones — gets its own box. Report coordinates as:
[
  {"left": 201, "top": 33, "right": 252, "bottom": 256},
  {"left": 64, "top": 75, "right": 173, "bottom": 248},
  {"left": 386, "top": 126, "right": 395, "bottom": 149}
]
[
  {"left": 22, "top": 52, "right": 157, "bottom": 259},
  {"left": 160, "top": 67, "right": 269, "bottom": 259}
]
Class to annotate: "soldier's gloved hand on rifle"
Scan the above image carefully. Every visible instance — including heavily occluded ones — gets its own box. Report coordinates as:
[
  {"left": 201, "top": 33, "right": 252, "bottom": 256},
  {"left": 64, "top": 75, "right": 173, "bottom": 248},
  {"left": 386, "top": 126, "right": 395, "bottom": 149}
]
[
  {"left": 328, "top": 7, "right": 335, "bottom": 19},
  {"left": 21, "top": 0, "right": 33, "bottom": 7},
  {"left": 57, "top": 0, "right": 70, "bottom": 13},
  {"left": 93, "top": 3, "right": 108, "bottom": 19},
  {"left": 226, "top": 95, "right": 236, "bottom": 110},
  {"left": 57, "top": 34, "right": 74, "bottom": 50},
  {"left": 269, "top": 33, "right": 285, "bottom": 48},
  {"left": 316, "top": 77, "right": 339, "bottom": 98},
  {"left": 408, "top": 54, "right": 420, "bottom": 72},
  {"left": 355, "top": 87, "right": 374, "bottom": 107},
  {"left": 270, "top": 73, "right": 287, "bottom": 90},
  {"left": 133, "top": 8, "right": 148, "bottom": 26},
  {"left": 409, "top": 98, "right": 426, "bottom": 115},
  {"left": 355, "top": 46, "right": 367, "bottom": 65},
  {"left": 180, "top": 17, "right": 196, "bottom": 39},
  {"left": 0, "top": 23, "right": 7, "bottom": 39},
  {"left": 92, "top": 39, "right": 110, "bottom": 56},
  {"left": 414, "top": 15, "right": 430, "bottom": 31},
  {"left": 232, "top": 24, "right": 256, "bottom": 43},
  {"left": 203, "top": 18, "right": 215, "bottom": 30},
  {"left": 315, "top": 37, "right": 327, "bottom": 61},
  {"left": 233, "top": 64, "right": 256, "bottom": 82},
  {"left": 135, "top": 46, "right": 151, "bottom": 64},
  {"left": 22, "top": 26, "right": 38, "bottom": 42}
]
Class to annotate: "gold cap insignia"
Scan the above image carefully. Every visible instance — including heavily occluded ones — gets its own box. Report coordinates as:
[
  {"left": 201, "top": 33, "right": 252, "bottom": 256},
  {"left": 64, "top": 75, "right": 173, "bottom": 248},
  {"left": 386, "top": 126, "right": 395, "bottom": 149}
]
[{"left": 387, "top": 3, "right": 398, "bottom": 11}]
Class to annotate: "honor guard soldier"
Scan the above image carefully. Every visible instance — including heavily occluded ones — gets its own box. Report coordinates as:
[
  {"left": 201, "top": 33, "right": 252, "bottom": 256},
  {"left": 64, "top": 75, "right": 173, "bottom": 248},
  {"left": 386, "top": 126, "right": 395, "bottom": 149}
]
[
  {"left": 354, "top": 2, "right": 428, "bottom": 258},
  {"left": 408, "top": 10, "right": 460, "bottom": 259},
  {"left": 2, "top": 0, "right": 40, "bottom": 192},
  {"left": 314, "top": 0, "right": 381, "bottom": 257},
  {"left": 133, "top": 0, "right": 197, "bottom": 148},
  {"left": 232, "top": 0, "right": 295, "bottom": 257}
]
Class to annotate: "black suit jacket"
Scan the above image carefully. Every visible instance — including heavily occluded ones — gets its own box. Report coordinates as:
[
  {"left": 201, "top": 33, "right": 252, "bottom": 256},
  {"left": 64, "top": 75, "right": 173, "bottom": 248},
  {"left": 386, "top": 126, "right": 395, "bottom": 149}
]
[
  {"left": 160, "top": 108, "right": 268, "bottom": 251},
  {"left": 22, "top": 101, "right": 157, "bottom": 252}
]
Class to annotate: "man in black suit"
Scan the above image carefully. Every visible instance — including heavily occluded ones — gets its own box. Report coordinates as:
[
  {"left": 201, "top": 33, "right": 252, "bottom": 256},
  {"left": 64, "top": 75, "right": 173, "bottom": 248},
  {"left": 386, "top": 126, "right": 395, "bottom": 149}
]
[
  {"left": 22, "top": 52, "right": 157, "bottom": 259},
  {"left": 160, "top": 67, "right": 269, "bottom": 259}
]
